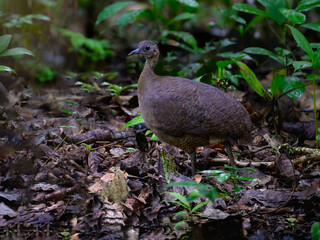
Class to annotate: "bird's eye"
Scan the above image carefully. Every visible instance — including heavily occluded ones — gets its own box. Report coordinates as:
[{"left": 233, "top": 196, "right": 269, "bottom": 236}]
[{"left": 145, "top": 45, "right": 150, "bottom": 51}]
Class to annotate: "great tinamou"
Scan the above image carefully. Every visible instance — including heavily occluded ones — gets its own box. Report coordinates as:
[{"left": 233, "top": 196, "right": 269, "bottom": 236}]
[{"left": 129, "top": 40, "right": 252, "bottom": 175}]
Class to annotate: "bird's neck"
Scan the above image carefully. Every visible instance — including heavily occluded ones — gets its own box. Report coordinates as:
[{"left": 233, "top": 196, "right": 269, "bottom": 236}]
[{"left": 142, "top": 56, "right": 158, "bottom": 76}]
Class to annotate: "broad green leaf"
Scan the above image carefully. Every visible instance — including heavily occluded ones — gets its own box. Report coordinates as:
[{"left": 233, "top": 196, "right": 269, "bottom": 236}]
[
  {"left": 122, "top": 115, "right": 145, "bottom": 129},
  {"left": 236, "top": 61, "right": 269, "bottom": 99},
  {"left": 216, "top": 172, "right": 231, "bottom": 183},
  {"left": 167, "top": 13, "right": 195, "bottom": 25},
  {"left": 302, "top": 22, "right": 320, "bottom": 32},
  {"left": 274, "top": 47, "right": 291, "bottom": 56},
  {"left": 244, "top": 47, "right": 276, "bottom": 57},
  {"left": 30, "top": 14, "right": 50, "bottom": 21},
  {"left": 174, "top": 220, "right": 188, "bottom": 228},
  {"left": 287, "top": 25, "right": 314, "bottom": 62},
  {"left": 190, "top": 201, "right": 208, "bottom": 214},
  {"left": 166, "top": 200, "right": 189, "bottom": 210},
  {"left": 150, "top": 134, "right": 158, "bottom": 141},
  {"left": 174, "top": 211, "right": 188, "bottom": 217},
  {"left": 280, "top": 8, "right": 306, "bottom": 25},
  {"left": 258, "top": 0, "right": 286, "bottom": 25},
  {"left": 233, "top": 4, "right": 270, "bottom": 17},
  {"left": 238, "top": 176, "right": 254, "bottom": 181},
  {"left": 200, "top": 170, "right": 225, "bottom": 174},
  {"left": 96, "top": 1, "right": 135, "bottom": 25},
  {"left": 270, "top": 74, "right": 285, "bottom": 97},
  {"left": 118, "top": 9, "right": 147, "bottom": 29},
  {"left": 292, "top": 60, "right": 313, "bottom": 71},
  {"left": 149, "top": 0, "right": 165, "bottom": 10},
  {"left": 0, "top": 47, "right": 34, "bottom": 57},
  {"left": 312, "top": 222, "right": 320, "bottom": 240},
  {"left": 0, "top": 65, "right": 17, "bottom": 74},
  {"left": 243, "top": 47, "right": 289, "bottom": 65},
  {"left": 296, "top": 0, "right": 320, "bottom": 11},
  {"left": 166, "top": 192, "right": 189, "bottom": 209},
  {"left": 311, "top": 43, "right": 320, "bottom": 48},
  {"left": 177, "top": 0, "right": 199, "bottom": 8},
  {"left": 279, "top": 76, "right": 305, "bottom": 100},
  {"left": 217, "top": 52, "right": 249, "bottom": 59},
  {"left": 0, "top": 35, "right": 12, "bottom": 53},
  {"left": 162, "top": 30, "right": 197, "bottom": 49}
]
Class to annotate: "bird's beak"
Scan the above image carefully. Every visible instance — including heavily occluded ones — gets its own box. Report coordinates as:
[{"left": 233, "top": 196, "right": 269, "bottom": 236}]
[{"left": 128, "top": 48, "right": 141, "bottom": 56}]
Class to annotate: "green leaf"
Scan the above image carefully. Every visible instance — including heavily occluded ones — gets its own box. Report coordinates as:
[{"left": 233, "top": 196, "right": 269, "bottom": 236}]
[
  {"left": 311, "top": 222, "right": 320, "bottom": 240},
  {"left": 0, "top": 47, "right": 34, "bottom": 57},
  {"left": 292, "top": 60, "right": 313, "bottom": 71},
  {"left": 232, "top": 4, "right": 270, "bottom": 17},
  {"left": 166, "top": 192, "right": 190, "bottom": 210},
  {"left": 216, "top": 172, "right": 231, "bottom": 183},
  {"left": 167, "top": 13, "right": 195, "bottom": 25},
  {"left": 274, "top": 47, "right": 291, "bottom": 56},
  {"left": 234, "top": 185, "right": 242, "bottom": 193},
  {"left": 30, "top": 14, "right": 50, "bottom": 21},
  {"left": 177, "top": 0, "right": 199, "bottom": 8},
  {"left": 244, "top": 47, "right": 276, "bottom": 57},
  {"left": 280, "top": 8, "right": 306, "bottom": 25},
  {"left": 0, "top": 65, "right": 17, "bottom": 74},
  {"left": 118, "top": 9, "right": 146, "bottom": 29},
  {"left": 296, "top": 0, "right": 320, "bottom": 11},
  {"left": 150, "top": 134, "right": 158, "bottom": 141},
  {"left": 236, "top": 61, "right": 269, "bottom": 99},
  {"left": 282, "top": 76, "right": 305, "bottom": 100},
  {"left": 287, "top": 25, "right": 314, "bottom": 62},
  {"left": 238, "top": 176, "right": 254, "bottom": 181},
  {"left": 96, "top": 1, "right": 135, "bottom": 25},
  {"left": 162, "top": 30, "right": 197, "bottom": 49},
  {"left": 258, "top": 0, "right": 286, "bottom": 25},
  {"left": 122, "top": 115, "right": 145, "bottom": 129},
  {"left": 174, "top": 210, "right": 188, "bottom": 217},
  {"left": 149, "top": 0, "right": 166, "bottom": 10},
  {"left": 190, "top": 201, "right": 208, "bottom": 214},
  {"left": 302, "top": 22, "right": 320, "bottom": 32},
  {"left": 271, "top": 74, "right": 285, "bottom": 97},
  {"left": 0, "top": 34, "right": 12, "bottom": 53}
]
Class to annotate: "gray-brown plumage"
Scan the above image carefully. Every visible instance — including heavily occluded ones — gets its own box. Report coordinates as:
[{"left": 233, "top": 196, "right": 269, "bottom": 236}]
[{"left": 129, "top": 40, "right": 252, "bottom": 175}]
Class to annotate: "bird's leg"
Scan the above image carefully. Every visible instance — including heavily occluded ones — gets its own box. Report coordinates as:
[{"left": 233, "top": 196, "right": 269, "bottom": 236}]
[
  {"left": 223, "top": 141, "right": 236, "bottom": 166},
  {"left": 189, "top": 152, "right": 196, "bottom": 175}
]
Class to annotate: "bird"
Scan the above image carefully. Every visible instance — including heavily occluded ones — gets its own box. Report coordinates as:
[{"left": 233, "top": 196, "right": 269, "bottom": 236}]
[{"left": 128, "top": 40, "right": 252, "bottom": 175}]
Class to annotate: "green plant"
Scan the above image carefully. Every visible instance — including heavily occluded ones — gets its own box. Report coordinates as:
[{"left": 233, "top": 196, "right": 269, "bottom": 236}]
[
  {"left": 201, "top": 165, "right": 256, "bottom": 194},
  {"left": 312, "top": 222, "right": 320, "bottom": 240},
  {"left": 166, "top": 181, "right": 219, "bottom": 203},
  {"left": 0, "top": 34, "right": 34, "bottom": 74},
  {"left": 96, "top": 0, "right": 200, "bottom": 52},
  {"left": 60, "top": 231, "right": 70, "bottom": 240},
  {"left": 122, "top": 114, "right": 158, "bottom": 140},
  {"left": 233, "top": 0, "right": 320, "bottom": 146},
  {"left": 287, "top": 217, "right": 296, "bottom": 230},
  {"left": 36, "top": 66, "right": 57, "bottom": 83},
  {"left": 75, "top": 81, "right": 95, "bottom": 92},
  {"left": 3, "top": 14, "right": 50, "bottom": 29},
  {"left": 102, "top": 82, "right": 138, "bottom": 96},
  {"left": 81, "top": 143, "right": 92, "bottom": 152},
  {"left": 165, "top": 189, "right": 208, "bottom": 233},
  {"left": 59, "top": 29, "right": 114, "bottom": 67},
  {"left": 59, "top": 101, "right": 77, "bottom": 115},
  {"left": 54, "top": 126, "right": 76, "bottom": 151}
]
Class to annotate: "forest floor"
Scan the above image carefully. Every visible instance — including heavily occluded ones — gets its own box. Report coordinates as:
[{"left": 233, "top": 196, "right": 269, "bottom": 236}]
[{"left": 0, "top": 73, "right": 319, "bottom": 240}]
